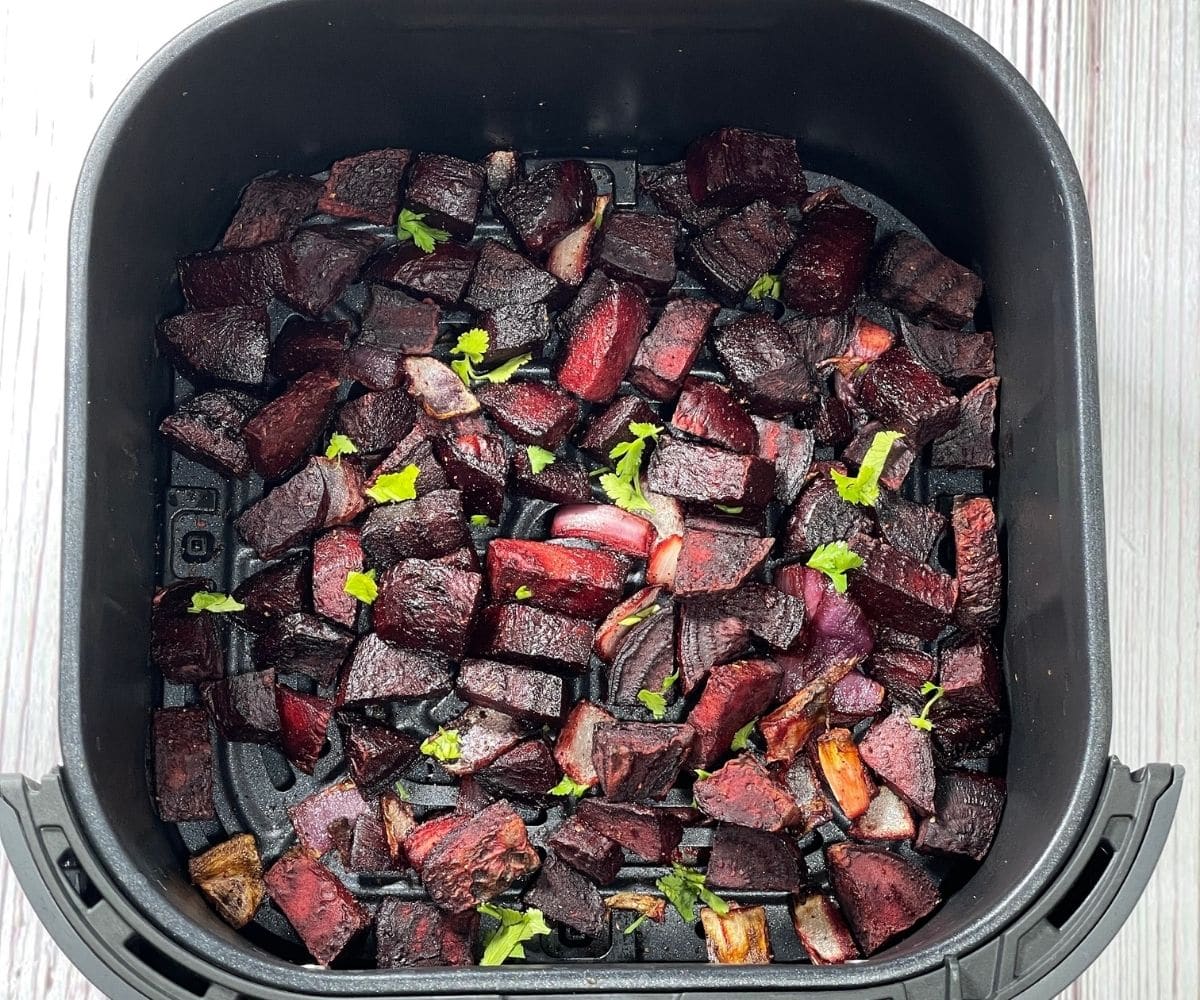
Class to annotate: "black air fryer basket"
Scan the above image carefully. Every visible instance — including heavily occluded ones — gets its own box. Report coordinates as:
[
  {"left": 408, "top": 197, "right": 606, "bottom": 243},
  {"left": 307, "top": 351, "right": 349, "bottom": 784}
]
[{"left": 0, "top": 1, "right": 1183, "bottom": 998}]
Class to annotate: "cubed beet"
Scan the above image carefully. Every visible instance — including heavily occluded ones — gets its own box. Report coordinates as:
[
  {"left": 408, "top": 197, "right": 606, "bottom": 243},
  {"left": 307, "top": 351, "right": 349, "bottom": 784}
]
[
  {"left": 367, "top": 427, "right": 449, "bottom": 496},
  {"left": 486, "top": 539, "right": 627, "bottom": 619},
  {"left": 576, "top": 394, "right": 658, "bottom": 459},
  {"left": 478, "top": 739, "right": 561, "bottom": 801},
  {"left": 476, "top": 603, "right": 595, "bottom": 672},
  {"left": 639, "top": 161, "right": 727, "bottom": 230},
  {"left": 376, "top": 900, "right": 476, "bottom": 968},
  {"left": 687, "top": 199, "right": 795, "bottom": 304},
  {"left": 366, "top": 240, "right": 479, "bottom": 307},
  {"left": 693, "top": 755, "right": 801, "bottom": 831},
  {"left": 781, "top": 188, "right": 877, "bottom": 316},
  {"left": 606, "top": 604, "right": 677, "bottom": 706},
  {"left": 858, "top": 708, "right": 936, "bottom": 815},
  {"left": 255, "top": 612, "right": 355, "bottom": 685},
  {"left": 264, "top": 849, "right": 371, "bottom": 966},
  {"left": 270, "top": 316, "right": 350, "bottom": 380},
  {"left": 476, "top": 381, "right": 580, "bottom": 448},
  {"left": 236, "top": 458, "right": 329, "bottom": 559},
  {"left": 439, "top": 705, "right": 526, "bottom": 778},
  {"left": 339, "top": 633, "right": 453, "bottom": 706},
  {"left": 404, "top": 153, "right": 486, "bottom": 239},
  {"left": 829, "top": 669, "right": 886, "bottom": 726},
  {"left": 150, "top": 579, "right": 225, "bottom": 684},
  {"left": 311, "top": 527, "right": 363, "bottom": 629},
  {"left": 318, "top": 148, "right": 411, "bottom": 224},
  {"left": 876, "top": 492, "right": 946, "bottom": 562},
  {"left": 869, "top": 231, "right": 983, "bottom": 328},
  {"left": 404, "top": 357, "right": 482, "bottom": 422},
  {"left": 314, "top": 456, "right": 368, "bottom": 529},
  {"left": 849, "top": 535, "right": 957, "bottom": 640},
  {"left": 596, "top": 211, "right": 678, "bottom": 292},
  {"left": 177, "top": 246, "right": 280, "bottom": 311},
  {"left": 951, "top": 496, "right": 1002, "bottom": 629},
  {"left": 671, "top": 377, "right": 758, "bottom": 454},
  {"left": 867, "top": 647, "right": 935, "bottom": 710},
  {"left": 900, "top": 316, "right": 995, "bottom": 382},
  {"left": 781, "top": 476, "right": 874, "bottom": 558},
  {"left": 686, "top": 658, "right": 782, "bottom": 767},
  {"left": 686, "top": 128, "right": 806, "bottom": 207},
  {"left": 711, "top": 314, "right": 820, "bottom": 419},
  {"left": 276, "top": 226, "right": 378, "bottom": 317},
  {"left": 342, "top": 716, "right": 421, "bottom": 793},
  {"left": 243, "top": 371, "right": 340, "bottom": 480},
  {"left": 646, "top": 436, "right": 775, "bottom": 509},
  {"left": 434, "top": 432, "right": 509, "bottom": 517},
  {"left": 673, "top": 528, "right": 774, "bottom": 597},
  {"left": 842, "top": 421, "right": 916, "bottom": 492},
  {"left": 464, "top": 239, "right": 559, "bottom": 310},
  {"left": 914, "top": 770, "right": 1006, "bottom": 861},
  {"left": 360, "top": 490, "right": 468, "bottom": 566},
  {"left": 935, "top": 635, "right": 1004, "bottom": 719},
  {"left": 497, "top": 159, "right": 597, "bottom": 256},
  {"left": 335, "top": 387, "right": 417, "bottom": 453},
  {"left": 592, "top": 722, "right": 695, "bottom": 801},
  {"left": 343, "top": 288, "right": 440, "bottom": 390},
  {"left": 857, "top": 347, "right": 959, "bottom": 449},
  {"left": 158, "top": 305, "right": 270, "bottom": 387},
  {"left": 707, "top": 825, "right": 803, "bottom": 891},
  {"left": 826, "top": 842, "right": 940, "bottom": 956},
  {"left": 201, "top": 669, "right": 280, "bottom": 744},
  {"left": 932, "top": 376, "right": 999, "bottom": 469},
  {"left": 548, "top": 816, "right": 624, "bottom": 885},
  {"left": 222, "top": 173, "right": 322, "bottom": 249},
  {"left": 275, "top": 685, "right": 332, "bottom": 774},
  {"left": 456, "top": 658, "right": 564, "bottom": 724},
  {"left": 374, "top": 559, "right": 483, "bottom": 658},
  {"left": 750, "top": 416, "right": 813, "bottom": 506},
  {"left": 478, "top": 301, "right": 552, "bottom": 361},
  {"left": 288, "top": 778, "right": 371, "bottom": 858},
  {"left": 575, "top": 800, "right": 683, "bottom": 863},
  {"left": 629, "top": 297, "right": 720, "bottom": 400},
  {"left": 524, "top": 852, "right": 608, "bottom": 937},
  {"left": 159, "top": 389, "right": 258, "bottom": 478},
  {"left": 676, "top": 596, "right": 753, "bottom": 693},
  {"left": 813, "top": 393, "right": 855, "bottom": 448},
  {"left": 152, "top": 707, "right": 214, "bottom": 822},
  {"left": 557, "top": 280, "right": 650, "bottom": 403},
  {"left": 554, "top": 701, "right": 616, "bottom": 788},
  {"left": 783, "top": 753, "right": 834, "bottom": 833},
  {"left": 512, "top": 450, "right": 591, "bottom": 503},
  {"left": 232, "top": 557, "right": 308, "bottom": 633}
]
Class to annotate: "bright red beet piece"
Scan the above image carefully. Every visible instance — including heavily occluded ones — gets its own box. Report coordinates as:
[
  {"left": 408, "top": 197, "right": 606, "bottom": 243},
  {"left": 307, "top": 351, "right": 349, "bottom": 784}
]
[
  {"left": 275, "top": 685, "right": 332, "bottom": 774},
  {"left": 575, "top": 800, "right": 683, "bottom": 863},
  {"left": 476, "top": 381, "right": 580, "bottom": 448},
  {"left": 671, "top": 377, "right": 758, "bottom": 454},
  {"left": 486, "top": 539, "right": 627, "bottom": 619},
  {"left": 222, "top": 173, "right": 322, "bottom": 249},
  {"left": 630, "top": 297, "right": 720, "bottom": 400},
  {"left": 265, "top": 849, "right": 371, "bottom": 966},
  {"left": 557, "top": 280, "right": 650, "bottom": 403},
  {"left": 693, "top": 755, "right": 801, "bottom": 831},
  {"left": 673, "top": 527, "right": 773, "bottom": 597},
  {"left": 858, "top": 708, "right": 937, "bottom": 815},
  {"left": 310, "top": 528, "right": 362, "bottom": 629},
  {"left": 476, "top": 603, "right": 595, "bottom": 672},
  {"left": 687, "top": 658, "right": 782, "bottom": 767},
  {"left": 826, "top": 842, "right": 940, "bottom": 956},
  {"left": 153, "top": 707, "right": 214, "bottom": 822},
  {"left": 952, "top": 496, "right": 1002, "bottom": 629}
]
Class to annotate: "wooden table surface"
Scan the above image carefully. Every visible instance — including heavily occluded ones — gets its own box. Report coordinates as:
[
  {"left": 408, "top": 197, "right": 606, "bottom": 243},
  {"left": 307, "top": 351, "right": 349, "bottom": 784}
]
[{"left": 0, "top": 1, "right": 1195, "bottom": 997}]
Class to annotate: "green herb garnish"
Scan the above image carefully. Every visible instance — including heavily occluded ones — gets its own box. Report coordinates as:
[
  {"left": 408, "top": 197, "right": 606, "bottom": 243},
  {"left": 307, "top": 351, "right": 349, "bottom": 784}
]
[
  {"left": 526, "top": 446, "right": 557, "bottom": 474},
  {"left": 396, "top": 207, "right": 450, "bottom": 253},
  {"left": 343, "top": 568, "right": 378, "bottom": 605},
  {"left": 909, "top": 682, "right": 946, "bottom": 732},
  {"left": 694, "top": 768, "right": 713, "bottom": 780},
  {"left": 830, "top": 430, "right": 905, "bottom": 506},
  {"left": 618, "top": 603, "right": 661, "bottom": 627},
  {"left": 477, "top": 904, "right": 551, "bottom": 966},
  {"left": 186, "top": 591, "right": 245, "bottom": 614},
  {"left": 656, "top": 864, "right": 729, "bottom": 923},
  {"left": 450, "top": 328, "right": 532, "bottom": 386},
  {"left": 748, "top": 273, "right": 782, "bottom": 301},
  {"left": 514, "top": 585, "right": 533, "bottom": 600},
  {"left": 325, "top": 433, "right": 359, "bottom": 461},
  {"left": 623, "top": 913, "right": 649, "bottom": 934},
  {"left": 420, "top": 728, "right": 461, "bottom": 762},
  {"left": 547, "top": 774, "right": 590, "bottom": 799},
  {"left": 470, "top": 514, "right": 492, "bottom": 527},
  {"left": 730, "top": 719, "right": 757, "bottom": 751},
  {"left": 806, "top": 540, "right": 865, "bottom": 594},
  {"left": 393, "top": 781, "right": 411, "bottom": 802},
  {"left": 713, "top": 504, "right": 744, "bottom": 515},
  {"left": 365, "top": 465, "right": 421, "bottom": 503},
  {"left": 636, "top": 669, "right": 679, "bottom": 720},
  {"left": 600, "top": 421, "right": 663, "bottom": 514}
]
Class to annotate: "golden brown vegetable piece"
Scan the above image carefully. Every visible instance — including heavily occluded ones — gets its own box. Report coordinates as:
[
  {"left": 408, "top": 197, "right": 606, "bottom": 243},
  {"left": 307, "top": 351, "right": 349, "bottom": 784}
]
[
  {"left": 789, "top": 891, "right": 859, "bottom": 964},
  {"left": 604, "top": 892, "right": 667, "bottom": 923},
  {"left": 700, "top": 904, "right": 773, "bottom": 964},
  {"left": 187, "top": 833, "right": 266, "bottom": 929},
  {"left": 815, "top": 727, "right": 877, "bottom": 820}
]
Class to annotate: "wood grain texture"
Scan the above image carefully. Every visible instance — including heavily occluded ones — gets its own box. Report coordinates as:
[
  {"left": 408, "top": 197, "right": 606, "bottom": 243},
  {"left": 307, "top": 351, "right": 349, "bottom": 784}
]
[{"left": 0, "top": 1, "right": 1194, "bottom": 997}]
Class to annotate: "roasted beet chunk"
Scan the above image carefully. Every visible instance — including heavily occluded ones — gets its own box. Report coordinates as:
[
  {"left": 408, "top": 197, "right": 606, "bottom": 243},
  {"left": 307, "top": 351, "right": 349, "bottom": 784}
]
[
  {"left": 677, "top": 596, "right": 753, "bottom": 692},
  {"left": 554, "top": 701, "right": 616, "bottom": 788},
  {"left": 339, "top": 634, "right": 452, "bottom": 706},
  {"left": 592, "top": 722, "right": 694, "bottom": 801},
  {"left": 366, "top": 240, "right": 478, "bottom": 307},
  {"left": 712, "top": 314, "right": 820, "bottom": 418},
  {"left": 829, "top": 670, "right": 886, "bottom": 726},
  {"left": 849, "top": 536, "right": 957, "bottom": 640},
  {"left": 344, "top": 288, "right": 440, "bottom": 390},
  {"left": 478, "top": 302, "right": 552, "bottom": 361},
  {"left": 151, "top": 579, "right": 224, "bottom": 683},
  {"left": 318, "top": 148, "right": 411, "bottom": 224},
  {"left": 688, "top": 199, "right": 796, "bottom": 304},
  {"left": 673, "top": 528, "right": 773, "bottom": 597},
  {"left": 640, "top": 161, "right": 726, "bottom": 230},
  {"left": 694, "top": 755, "right": 801, "bottom": 831},
  {"left": 646, "top": 436, "right": 775, "bottom": 509},
  {"left": 373, "top": 558, "right": 482, "bottom": 658},
  {"left": 243, "top": 371, "right": 340, "bottom": 480},
  {"left": 486, "top": 539, "right": 626, "bottom": 619},
  {"left": 935, "top": 635, "right": 1003, "bottom": 719},
  {"left": 858, "top": 708, "right": 936, "bottom": 815},
  {"left": 439, "top": 705, "right": 526, "bottom": 777},
  {"left": 457, "top": 658, "right": 564, "bottom": 724},
  {"left": 232, "top": 557, "right": 308, "bottom": 633},
  {"left": 464, "top": 239, "right": 559, "bottom": 311},
  {"left": 548, "top": 816, "right": 624, "bottom": 885},
  {"left": 687, "top": 659, "right": 782, "bottom": 767},
  {"left": 876, "top": 492, "right": 946, "bottom": 562},
  {"left": 525, "top": 852, "right": 608, "bottom": 937},
  {"left": 376, "top": 900, "right": 475, "bottom": 968},
  {"left": 201, "top": 669, "right": 280, "bottom": 744},
  {"left": 158, "top": 305, "right": 269, "bottom": 387},
  {"left": 781, "top": 476, "right": 873, "bottom": 558},
  {"left": 606, "top": 601, "right": 676, "bottom": 705},
  {"left": 236, "top": 458, "right": 329, "bottom": 558},
  {"left": 576, "top": 800, "right": 683, "bottom": 863},
  {"left": 858, "top": 347, "right": 960, "bottom": 448},
  {"left": 671, "top": 377, "right": 758, "bottom": 454},
  {"left": 781, "top": 188, "right": 877, "bottom": 316},
  {"left": 311, "top": 528, "right": 363, "bottom": 628},
  {"left": 867, "top": 647, "right": 935, "bottom": 709},
  {"left": 478, "top": 739, "right": 560, "bottom": 800},
  {"left": 842, "top": 422, "right": 916, "bottom": 491},
  {"left": 952, "top": 496, "right": 1002, "bottom": 629},
  {"left": 276, "top": 226, "right": 378, "bottom": 317},
  {"left": 159, "top": 389, "right": 257, "bottom": 478},
  {"left": 476, "top": 603, "right": 595, "bottom": 672},
  {"left": 421, "top": 800, "right": 540, "bottom": 912},
  {"left": 177, "top": 245, "right": 280, "bottom": 310},
  {"left": 826, "top": 842, "right": 940, "bottom": 956},
  {"left": 753, "top": 417, "right": 814, "bottom": 506},
  {"left": 342, "top": 716, "right": 420, "bottom": 793},
  {"left": 629, "top": 296, "right": 719, "bottom": 400},
  {"left": 576, "top": 394, "right": 658, "bottom": 458},
  {"left": 933, "top": 376, "right": 999, "bottom": 469},
  {"left": 900, "top": 316, "right": 995, "bottom": 382},
  {"left": 497, "top": 159, "right": 596, "bottom": 256},
  {"left": 512, "top": 450, "right": 590, "bottom": 503},
  {"left": 368, "top": 427, "right": 449, "bottom": 496},
  {"left": 255, "top": 612, "right": 354, "bottom": 685},
  {"left": 557, "top": 280, "right": 650, "bottom": 403},
  {"left": 313, "top": 455, "right": 367, "bottom": 528},
  {"left": 596, "top": 211, "right": 678, "bottom": 292},
  {"left": 335, "top": 387, "right": 417, "bottom": 453},
  {"left": 476, "top": 381, "right": 580, "bottom": 447},
  {"left": 275, "top": 685, "right": 332, "bottom": 773},
  {"left": 869, "top": 231, "right": 983, "bottom": 328},
  {"left": 707, "top": 825, "right": 803, "bottom": 891},
  {"left": 153, "top": 707, "right": 214, "bottom": 822},
  {"left": 783, "top": 754, "right": 834, "bottom": 833},
  {"left": 915, "top": 771, "right": 1006, "bottom": 861},
  {"left": 434, "top": 432, "right": 509, "bottom": 517},
  {"left": 270, "top": 316, "right": 349, "bottom": 380},
  {"left": 405, "top": 358, "right": 482, "bottom": 422},
  {"left": 288, "top": 778, "right": 371, "bottom": 856},
  {"left": 265, "top": 849, "right": 370, "bottom": 966},
  {"left": 361, "top": 490, "right": 467, "bottom": 566},
  {"left": 686, "top": 127, "right": 806, "bottom": 207},
  {"left": 222, "top": 173, "right": 321, "bottom": 249},
  {"left": 403, "top": 153, "right": 486, "bottom": 239}
]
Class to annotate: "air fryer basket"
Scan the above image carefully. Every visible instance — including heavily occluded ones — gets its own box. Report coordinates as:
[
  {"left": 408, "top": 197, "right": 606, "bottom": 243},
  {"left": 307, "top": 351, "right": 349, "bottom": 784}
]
[{"left": 0, "top": 1, "right": 1182, "bottom": 998}]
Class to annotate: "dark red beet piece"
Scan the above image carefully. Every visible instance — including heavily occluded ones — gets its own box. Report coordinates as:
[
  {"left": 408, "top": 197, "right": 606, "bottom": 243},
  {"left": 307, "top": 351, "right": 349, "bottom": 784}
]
[
  {"left": 546, "top": 213, "right": 600, "bottom": 287},
  {"left": 464, "top": 239, "right": 559, "bottom": 311},
  {"left": 339, "top": 634, "right": 452, "bottom": 706},
  {"left": 688, "top": 199, "right": 796, "bottom": 304},
  {"left": 319, "top": 148, "right": 411, "bottom": 224},
  {"left": 687, "top": 658, "right": 782, "bottom": 768},
  {"left": 243, "top": 371, "right": 340, "bottom": 480},
  {"left": 829, "top": 669, "right": 886, "bottom": 725},
  {"left": 842, "top": 422, "right": 916, "bottom": 492},
  {"left": 478, "top": 302, "right": 552, "bottom": 362},
  {"left": 150, "top": 579, "right": 224, "bottom": 683},
  {"left": 932, "top": 376, "right": 999, "bottom": 469},
  {"left": 264, "top": 849, "right": 370, "bottom": 966},
  {"left": 270, "top": 316, "right": 349, "bottom": 380},
  {"left": 366, "top": 240, "right": 478, "bottom": 307},
  {"left": 629, "top": 297, "right": 720, "bottom": 400},
  {"left": 575, "top": 800, "right": 684, "bottom": 863},
  {"left": 222, "top": 173, "right": 322, "bottom": 249},
  {"left": 711, "top": 314, "right": 820, "bottom": 419},
  {"left": 310, "top": 528, "right": 362, "bottom": 628},
  {"left": 781, "top": 188, "right": 877, "bottom": 316},
  {"left": 343, "top": 288, "right": 440, "bottom": 390},
  {"left": 374, "top": 559, "right": 482, "bottom": 658},
  {"left": 421, "top": 800, "right": 540, "bottom": 913},
  {"left": 433, "top": 432, "right": 509, "bottom": 518},
  {"left": 557, "top": 280, "right": 650, "bottom": 403},
  {"left": 677, "top": 596, "right": 753, "bottom": 693},
  {"left": 255, "top": 612, "right": 354, "bottom": 685},
  {"left": 524, "top": 852, "right": 608, "bottom": 937},
  {"left": 486, "top": 539, "right": 627, "bottom": 619},
  {"left": 342, "top": 716, "right": 420, "bottom": 793},
  {"left": 670, "top": 377, "right": 758, "bottom": 454},
  {"left": 915, "top": 771, "right": 1006, "bottom": 861},
  {"left": 826, "top": 842, "right": 940, "bottom": 956},
  {"left": 554, "top": 701, "right": 616, "bottom": 788},
  {"left": 592, "top": 722, "right": 695, "bottom": 801},
  {"left": 640, "top": 161, "right": 727, "bottom": 230},
  {"left": 858, "top": 346, "right": 960, "bottom": 448},
  {"left": 367, "top": 426, "right": 449, "bottom": 496},
  {"left": 867, "top": 648, "right": 935, "bottom": 710},
  {"left": 869, "top": 231, "right": 983, "bottom": 328},
  {"left": 201, "top": 669, "right": 280, "bottom": 744},
  {"left": 726, "top": 584, "right": 807, "bottom": 650},
  {"left": 177, "top": 245, "right": 280, "bottom": 310},
  {"left": 791, "top": 892, "right": 860, "bottom": 965},
  {"left": 276, "top": 226, "right": 378, "bottom": 317},
  {"left": 548, "top": 816, "right": 624, "bottom": 885},
  {"left": 512, "top": 450, "right": 591, "bottom": 503},
  {"left": 360, "top": 491, "right": 468, "bottom": 566},
  {"left": 693, "top": 755, "right": 801, "bottom": 831},
  {"left": 686, "top": 128, "right": 806, "bottom": 207},
  {"left": 232, "top": 557, "right": 308, "bottom": 633},
  {"left": 439, "top": 706, "right": 526, "bottom": 778},
  {"left": 478, "top": 739, "right": 561, "bottom": 801},
  {"left": 159, "top": 389, "right": 257, "bottom": 478},
  {"left": 781, "top": 476, "right": 874, "bottom": 558},
  {"left": 876, "top": 492, "right": 946, "bottom": 562},
  {"left": 646, "top": 437, "right": 775, "bottom": 509},
  {"left": 576, "top": 394, "right": 658, "bottom": 459},
  {"left": 405, "top": 357, "right": 482, "bottom": 422},
  {"left": 345, "top": 813, "right": 395, "bottom": 872},
  {"left": 476, "top": 603, "right": 595, "bottom": 672},
  {"left": 457, "top": 658, "right": 564, "bottom": 724},
  {"left": 707, "top": 825, "right": 803, "bottom": 891},
  {"left": 900, "top": 316, "right": 995, "bottom": 382},
  {"left": 376, "top": 900, "right": 476, "bottom": 968},
  {"left": 673, "top": 528, "right": 773, "bottom": 597},
  {"left": 783, "top": 754, "right": 834, "bottom": 833},
  {"left": 858, "top": 708, "right": 937, "bottom": 815},
  {"left": 848, "top": 535, "right": 957, "bottom": 640},
  {"left": 935, "top": 635, "right": 1003, "bottom": 719},
  {"left": 497, "top": 159, "right": 597, "bottom": 256},
  {"left": 476, "top": 381, "right": 580, "bottom": 447},
  {"left": 814, "top": 393, "right": 855, "bottom": 448},
  {"left": 152, "top": 707, "right": 214, "bottom": 822},
  {"left": 596, "top": 211, "right": 678, "bottom": 292},
  {"left": 275, "top": 685, "right": 332, "bottom": 774},
  {"left": 158, "top": 305, "right": 270, "bottom": 387},
  {"left": 313, "top": 456, "right": 367, "bottom": 529},
  {"left": 236, "top": 458, "right": 329, "bottom": 559},
  {"left": 952, "top": 496, "right": 1002, "bottom": 629},
  {"left": 335, "top": 387, "right": 417, "bottom": 453},
  {"left": 288, "top": 779, "right": 371, "bottom": 857},
  {"left": 606, "top": 605, "right": 676, "bottom": 706},
  {"left": 404, "top": 153, "right": 486, "bottom": 239},
  {"left": 752, "top": 417, "right": 813, "bottom": 506}
]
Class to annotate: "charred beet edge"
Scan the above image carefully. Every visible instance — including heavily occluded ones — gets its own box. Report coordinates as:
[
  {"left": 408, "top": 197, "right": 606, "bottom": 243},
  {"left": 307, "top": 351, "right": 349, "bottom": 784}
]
[
  {"left": 344, "top": 287, "right": 441, "bottom": 388},
  {"left": 434, "top": 433, "right": 509, "bottom": 517},
  {"left": 223, "top": 173, "right": 322, "bottom": 249},
  {"left": 524, "top": 852, "right": 608, "bottom": 937},
  {"left": 159, "top": 389, "right": 257, "bottom": 478},
  {"left": 781, "top": 188, "right": 877, "bottom": 316},
  {"left": 753, "top": 417, "right": 814, "bottom": 506},
  {"left": 606, "top": 601, "right": 677, "bottom": 705},
  {"left": 576, "top": 800, "right": 684, "bottom": 863},
  {"left": 244, "top": 371, "right": 340, "bottom": 481},
  {"left": 158, "top": 305, "right": 270, "bottom": 387},
  {"left": 319, "top": 148, "right": 411, "bottom": 224},
  {"left": 686, "top": 127, "right": 807, "bottom": 207},
  {"left": 849, "top": 535, "right": 958, "bottom": 640},
  {"left": 677, "top": 596, "right": 753, "bottom": 693},
  {"left": 497, "top": 159, "right": 596, "bottom": 256},
  {"left": 151, "top": 579, "right": 225, "bottom": 683},
  {"left": 255, "top": 612, "right": 355, "bottom": 685},
  {"left": 842, "top": 422, "right": 916, "bottom": 491},
  {"left": 153, "top": 707, "right": 214, "bottom": 822},
  {"left": 342, "top": 716, "right": 421, "bottom": 793},
  {"left": 478, "top": 739, "right": 560, "bottom": 800},
  {"left": 232, "top": 557, "right": 307, "bottom": 633},
  {"left": 512, "top": 450, "right": 591, "bottom": 503},
  {"left": 548, "top": 816, "right": 624, "bottom": 885},
  {"left": 404, "top": 153, "right": 486, "bottom": 239},
  {"left": 900, "top": 315, "right": 995, "bottom": 382},
  {"left": 373, "top": 559, "right": 483, "bottom": 658},
  {"left": 576, "top": 394, "right": 658, "bottom": 458},
  {"left": 869, "top": 231, "right": 983, "bottom": 328},
  {"left": 464, "top": 239, "right": 559, "bottom": 311},
  {"left": 476, "top": 603, "right": 595, "bottom": 672},
  {"left": 236, "top": 458, "right": 330, "bottom": 559},
  {"left": 479, "top": 302, "right": 553, "bottom": 362},
  {"left": 597, "top": 211, "right": 679, "bottom": 292},
  {"left": 712, "top": 314, "right": 820, "bottom": 418},
  {"left": 688, "top": 199, "right": 796, "bottom": 305},
  {"left": 857, "top": 346, "right": 960, "bottom": 448},
  {"left": 639, "top": 161, "right": 727, "bottom": 230},
  {"left": 276, "top": 226, "right": 379, "bottom": 317},
  {"left": 376, "top": 900, "right": 476, "bottom": 968},
  {"left": 915, "top": 770, "right": 1006, "bottom": 861},
  {"left": 782, "top": 475, "right": 874, "bottom": 558},
  {"left": 201, "top": 669, "right": 280, "bottom": 744},
  {"left": 876, "top": 492, "right": 946, "bottom": 562},
  {"left": 335, "top": 387, "right": 417, "bottom": 453},
  {"left": 339, "top": 634, "right": 453, "bottom": 706},
  {"left": 592, "top": 721, "right": 695, "bottom": 801},
  {"left": 366, "top": 241, "right": 478, "bottom": 307},
  {"left": 673, "top": 528, "right": 774, "bottom": 597},
  {"left": 439, "top": 706, "right": 526, "bottom": 777},
  {"left": 270, "top": 316, "right": 349, "bottom": 380},
  {"left": 933, "top": 376, "right": 999, "bottom": 469},
  {"left": 457, "top": 658, "right": 564, "bottom": 724},
  {"left": 646, "top": 436, "right": 775, "bottom": 509},
  {"left": 361, "top": 490, "right": 467, "bottom": 566},
  {"left": 177, "top": 246, "right": 280, "bottom": 311}
]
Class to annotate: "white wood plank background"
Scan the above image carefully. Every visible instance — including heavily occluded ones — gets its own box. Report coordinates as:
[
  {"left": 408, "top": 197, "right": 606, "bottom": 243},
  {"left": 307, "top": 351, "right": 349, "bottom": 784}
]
[{"left": 0, "top": 1, "right": 1195, "bottom": 997}]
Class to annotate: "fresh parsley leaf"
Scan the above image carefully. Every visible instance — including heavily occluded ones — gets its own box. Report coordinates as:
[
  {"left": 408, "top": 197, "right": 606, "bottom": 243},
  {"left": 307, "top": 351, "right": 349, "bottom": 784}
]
[
  {"left": 514, "top": 585, "right": 533, "bottom": 600},
  {"left": 627, "top": 421, "right": 663, "bottom": 441},
  {"left": 396, "top": 208, "right": 450, "bottom": 254},
  {"left": 623, "top": 913, "right": 648, "bottom": 934},
  {"left": 748, "top": 272, "right": 782, "bottom": 301},
  {"left": 343, "top": 568, "right": 378, "bottom": 605},
  {"left": 656, "top": 864, "right": 729, "bottom": 923},
  {"left": 186, "top": 591, "right": 245, "bottom": 614},
  {"left": 713, "top": 504, "right": 744, "bottom": 515},
  {"left": 694, "top": 768, "right": 713, "bottom": 780},
  {"left": 477, "top": 904, "right": 551, "bottom": 966},
  {"left": 420, "top": 728, "right": 461, "bottom": 762},
  {"left": 830, "top": 430, "right": 905, "bottom": 506},
  {"left": 526, "top": 445, "right": 557, "bottom": 474},
  {"left": 470, "top": 514, "right": 492, "bottom": 527},
  {"left": 450, "top": 357, "right": 474, "bottom": 386},
  {"left": 730, "top": 719, "right": 756, "bottom": 751},
  {"left": 637, "top": 670, "right": 679, "bottom": 720},
  {"left": 365, "top": 465, "right": 421, "bottom": 503},
  {"left": 325, "top": 433, "right": 359, "bottom": 461},
  {"left": 393, "top": 781, "right": 411, "bottom": 802},
  {"left": 600, "top": 422, "right": 664, "bottom": 512},
  {"left": 600, "top": 471, "right": 654, "bottom": 514},
  {"left": 449, "top": 328, "right": 531, "bottom": 385},
  {"left": 806, "top": 540, "right": 865, "bottom": 594},
  {"left": 909, "top": 681, "right": 946, "bottom": 732},
  {"left": 477, "top": 352, "right": 532, "bottom": 384},
  {"left": 453, "top": 327, "right": 490, "bottom": 364},
  {"left": 618, "top": 603, "right": 660, "bottom": 627},
  {"left": 548, "top": 774, "right": 590, "bottom": 798}
]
